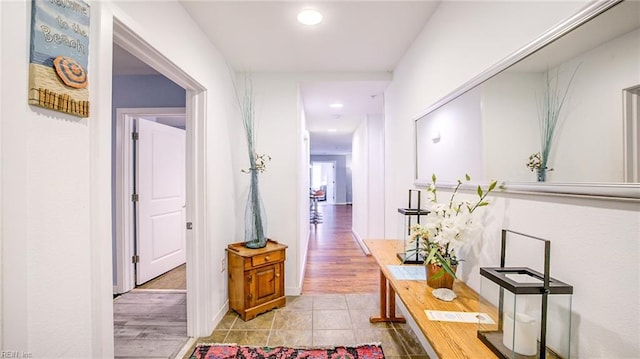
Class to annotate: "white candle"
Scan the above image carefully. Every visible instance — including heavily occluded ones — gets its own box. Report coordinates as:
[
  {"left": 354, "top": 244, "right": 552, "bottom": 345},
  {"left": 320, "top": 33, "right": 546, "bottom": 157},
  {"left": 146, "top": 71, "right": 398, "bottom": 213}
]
[{"left": 502, "top": 311, "right": 538, "bottom": 356}]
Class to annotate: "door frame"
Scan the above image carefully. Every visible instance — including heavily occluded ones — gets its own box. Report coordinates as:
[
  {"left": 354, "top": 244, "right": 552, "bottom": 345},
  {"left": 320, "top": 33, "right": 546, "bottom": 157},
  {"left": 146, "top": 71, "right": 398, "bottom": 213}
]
[
  {"left": 114, "top": 107, "right": 186, "bottom": 294},
  {"left": 113, "top": 19, "right": 209, "bottom": 338},
  {"left": 623, "top": 86, "right": 640, "bottom": 182}
]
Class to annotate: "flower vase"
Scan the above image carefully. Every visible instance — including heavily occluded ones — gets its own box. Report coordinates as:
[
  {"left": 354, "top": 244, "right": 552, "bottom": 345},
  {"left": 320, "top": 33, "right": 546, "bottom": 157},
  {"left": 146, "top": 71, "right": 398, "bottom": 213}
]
[
  {"left": 536, "top": 168, "right": 546, "bottom": 182},
  {"left": 244, "top": 172, "right": 267, "bottom": 249},
  {"left": 426, "top": 263, "right": 457, "bottom": 289}
]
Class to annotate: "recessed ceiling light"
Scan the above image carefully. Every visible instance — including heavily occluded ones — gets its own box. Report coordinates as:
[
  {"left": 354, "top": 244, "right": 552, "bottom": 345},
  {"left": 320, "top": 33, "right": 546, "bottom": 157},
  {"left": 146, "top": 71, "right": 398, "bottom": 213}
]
[
  {"left": 297, "top": 9, "right": 323, "bottom": 26},
  {"left": 329, "top": 103, "right": 344, "bottom": 109},
  {"left": 327, "top": 129, "right": 337, "bottom": 132}
]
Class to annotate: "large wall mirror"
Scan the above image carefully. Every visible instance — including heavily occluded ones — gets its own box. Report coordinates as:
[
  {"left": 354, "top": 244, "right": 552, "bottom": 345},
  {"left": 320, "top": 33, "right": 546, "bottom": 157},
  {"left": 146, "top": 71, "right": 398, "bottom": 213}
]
[{"left": 415, "top": 0, "right": 640, "bottom": 199}]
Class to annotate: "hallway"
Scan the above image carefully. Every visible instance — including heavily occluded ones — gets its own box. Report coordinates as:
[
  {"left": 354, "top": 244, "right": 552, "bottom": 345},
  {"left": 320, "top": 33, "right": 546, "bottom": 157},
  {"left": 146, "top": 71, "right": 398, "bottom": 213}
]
[
  {"left": 184, "top": 205, "right": 428, "bottom": 357},
  {"left": 303, "top": 204, "right": 380, "bottom": 294}
]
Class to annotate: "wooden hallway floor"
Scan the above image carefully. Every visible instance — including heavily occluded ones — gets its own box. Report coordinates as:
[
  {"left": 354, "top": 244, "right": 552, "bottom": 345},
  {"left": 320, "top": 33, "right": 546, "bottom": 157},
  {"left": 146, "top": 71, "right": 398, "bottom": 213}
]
[{"left": 302, "top": 204, "right": 379, "bottom": 294}]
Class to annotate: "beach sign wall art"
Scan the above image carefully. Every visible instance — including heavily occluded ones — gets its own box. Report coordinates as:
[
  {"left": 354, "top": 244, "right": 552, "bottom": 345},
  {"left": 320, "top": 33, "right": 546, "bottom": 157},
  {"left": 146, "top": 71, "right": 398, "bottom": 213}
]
[{"left": 29, "top": 0, "right": 90, "bottom": 117}]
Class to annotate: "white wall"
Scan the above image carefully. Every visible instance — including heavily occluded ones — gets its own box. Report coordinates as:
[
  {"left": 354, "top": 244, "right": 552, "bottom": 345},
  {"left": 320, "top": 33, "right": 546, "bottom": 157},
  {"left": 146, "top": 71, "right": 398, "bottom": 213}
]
[
  {"left": 351, "top": 117, "right": 368, "bottom": 242},
  {"left": 233, "top": 73, "right": 303, "bottom": 295},
  {"left": 1, "top": 0, "right": 238, "bottom": 356},
  {"left": 298, "top": 116, "right": 310, "bottom": 293},
  {"left": 367, "top": 114, "right": 385, "bottom": 239},
  {"left": 352, "top": 114, "right": 385, "bottom": 244},
  {"left": 2, "top": 1, "right": 98, "bottom": 355},
  {"left": 386, "top": 1, "right": 640, "bottom": 358}
]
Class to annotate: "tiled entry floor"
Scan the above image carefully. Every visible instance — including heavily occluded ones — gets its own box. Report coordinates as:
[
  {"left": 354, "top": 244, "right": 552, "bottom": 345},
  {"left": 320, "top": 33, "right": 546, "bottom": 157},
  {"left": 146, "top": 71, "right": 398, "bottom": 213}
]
[{"left": 185, "top": 293, "right": 428, "bottom": 359}]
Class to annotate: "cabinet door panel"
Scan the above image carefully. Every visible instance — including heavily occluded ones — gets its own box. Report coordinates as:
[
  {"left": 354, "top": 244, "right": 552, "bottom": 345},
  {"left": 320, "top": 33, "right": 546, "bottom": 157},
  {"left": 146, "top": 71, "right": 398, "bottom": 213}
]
[{"left": 255, "top": 266, "right": 277, "bottom": 302}]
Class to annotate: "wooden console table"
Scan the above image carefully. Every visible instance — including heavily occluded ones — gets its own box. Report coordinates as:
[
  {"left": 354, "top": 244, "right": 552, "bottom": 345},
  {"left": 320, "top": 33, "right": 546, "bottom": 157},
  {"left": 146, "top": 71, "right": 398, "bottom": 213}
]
[{"left": 364, "top": 239, "right": 496, "bottom": 359}]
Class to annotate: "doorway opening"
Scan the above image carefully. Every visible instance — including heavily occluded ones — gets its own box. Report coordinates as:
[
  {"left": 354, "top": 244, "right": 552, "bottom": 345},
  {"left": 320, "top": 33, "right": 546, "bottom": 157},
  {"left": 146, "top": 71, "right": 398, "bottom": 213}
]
[
  {"left": 310, "top": 161, "right": 336, "bottom": 204},
  {"left": 112, "top": 61, "right": 190, "bottom": 359},
  {"left": 112, "top": 16, "right": 210, "bottom": 354}
]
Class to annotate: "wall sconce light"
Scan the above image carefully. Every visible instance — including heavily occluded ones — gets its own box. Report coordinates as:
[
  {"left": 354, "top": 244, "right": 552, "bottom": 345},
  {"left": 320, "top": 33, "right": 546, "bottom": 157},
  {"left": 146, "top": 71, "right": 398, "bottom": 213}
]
[{"left": 432, "top": 130, "right": 441, "bottom": 143}]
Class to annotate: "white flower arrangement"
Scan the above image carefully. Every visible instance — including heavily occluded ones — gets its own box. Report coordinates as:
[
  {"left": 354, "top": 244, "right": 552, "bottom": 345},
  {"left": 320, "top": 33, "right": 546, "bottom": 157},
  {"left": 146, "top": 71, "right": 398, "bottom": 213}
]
[
  {"left": 409, "top": 174, "right": 498, "bottom": 280},
  {"left": 241, "top": 152, "right": 271, "bottom": 174}
]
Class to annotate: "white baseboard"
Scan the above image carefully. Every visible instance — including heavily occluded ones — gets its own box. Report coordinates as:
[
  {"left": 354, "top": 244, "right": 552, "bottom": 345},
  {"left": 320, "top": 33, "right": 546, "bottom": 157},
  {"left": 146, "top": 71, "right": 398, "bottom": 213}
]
[
  {"left": 294, "top": 230, "right": 311, "bottom": 295},
  {"left": 396, "top": 295, "right": 437, "bottom": 358},
  {"left": 212, "top": 299, "right": 229, "bottom": 329},
  {"left": 285, "top": 286, "right": 302, "bottom": 296},
  {"left": 176, "top": 338, "right": 197, "bottom": 358},
  {"left": 351, "top": 229, "right": 371, "bottom": 255}
]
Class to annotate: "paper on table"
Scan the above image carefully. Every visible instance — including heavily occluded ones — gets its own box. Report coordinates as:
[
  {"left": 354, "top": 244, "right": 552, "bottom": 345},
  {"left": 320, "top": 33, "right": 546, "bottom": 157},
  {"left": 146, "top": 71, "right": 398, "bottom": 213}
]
[
  {"left": 425, "top": 310, "right": 496, "bottom": 324},
  {"left": 387, "top": 265, "right": 426, "bottom": 280}
]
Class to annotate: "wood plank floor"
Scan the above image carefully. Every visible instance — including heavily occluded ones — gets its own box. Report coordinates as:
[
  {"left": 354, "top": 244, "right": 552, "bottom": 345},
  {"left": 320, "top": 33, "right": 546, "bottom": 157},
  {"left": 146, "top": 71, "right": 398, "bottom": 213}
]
[{"left": 302, "top": 204, "right": 379, "bottom": 294}]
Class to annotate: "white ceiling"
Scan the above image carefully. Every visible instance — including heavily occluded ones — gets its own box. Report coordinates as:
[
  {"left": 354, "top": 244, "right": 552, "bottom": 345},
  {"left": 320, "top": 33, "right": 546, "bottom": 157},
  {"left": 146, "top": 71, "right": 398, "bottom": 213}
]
[{"left": 113, "top": 1, "right": 440, "bottom": 154}]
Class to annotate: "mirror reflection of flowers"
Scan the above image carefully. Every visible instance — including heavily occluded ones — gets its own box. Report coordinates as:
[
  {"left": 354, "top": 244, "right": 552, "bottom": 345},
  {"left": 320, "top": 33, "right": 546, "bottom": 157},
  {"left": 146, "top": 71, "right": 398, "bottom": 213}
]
[
  {"left": 242, "top": 153, "right": 271, "bottom": 174},
  {"left": 409, "top": 174, "right": 498, "bottom": 281},
  {"left": 533, "top": 65, "right": 579, "bottom": 179},
  {"left": 526, "top": 152, "right": 553, "bottom": 172}
]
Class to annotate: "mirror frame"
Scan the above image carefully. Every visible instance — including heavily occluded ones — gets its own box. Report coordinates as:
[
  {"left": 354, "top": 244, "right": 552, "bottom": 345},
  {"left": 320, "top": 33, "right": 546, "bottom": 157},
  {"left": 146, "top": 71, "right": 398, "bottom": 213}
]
[{"left": 413, "top": 0, "right": 640, "bottom": 201}]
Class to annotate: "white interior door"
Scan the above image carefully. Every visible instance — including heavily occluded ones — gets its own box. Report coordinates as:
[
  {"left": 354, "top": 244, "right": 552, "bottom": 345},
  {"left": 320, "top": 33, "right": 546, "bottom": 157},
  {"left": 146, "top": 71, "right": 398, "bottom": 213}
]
[
  {"left": 136, "top": 118, "right": 186, "bottom": 285},
  {"left": 323, "top": 162, "right": 336, "bottom": 204}
]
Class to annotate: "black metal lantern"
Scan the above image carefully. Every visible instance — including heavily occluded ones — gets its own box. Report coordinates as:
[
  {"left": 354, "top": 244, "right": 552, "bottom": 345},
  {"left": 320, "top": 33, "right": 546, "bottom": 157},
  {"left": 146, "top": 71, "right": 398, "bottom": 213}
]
[
  {"left": 478, "top": 230, "right": 573, "bottom": 359},
  {"left": 396, "top": 189, "right": 429, "bottom": 264}
]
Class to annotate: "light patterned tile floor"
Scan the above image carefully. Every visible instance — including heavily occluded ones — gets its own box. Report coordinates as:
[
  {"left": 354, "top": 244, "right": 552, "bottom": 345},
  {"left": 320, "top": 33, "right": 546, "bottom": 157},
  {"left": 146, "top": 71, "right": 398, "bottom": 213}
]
[{"left": 185, "top": 293, "right": 429, "bottom": 359}]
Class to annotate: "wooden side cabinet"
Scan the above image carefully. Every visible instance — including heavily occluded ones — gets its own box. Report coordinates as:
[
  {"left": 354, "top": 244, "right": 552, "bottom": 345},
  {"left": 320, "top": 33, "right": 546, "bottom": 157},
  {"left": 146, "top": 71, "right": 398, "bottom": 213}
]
[{"left": 226, "top": 239, "right": 287, "bottom": 321}]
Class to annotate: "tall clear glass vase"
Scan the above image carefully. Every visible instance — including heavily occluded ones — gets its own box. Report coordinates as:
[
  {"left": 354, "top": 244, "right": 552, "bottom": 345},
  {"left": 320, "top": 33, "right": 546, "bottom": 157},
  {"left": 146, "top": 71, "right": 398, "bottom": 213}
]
[{"left": 244, "top": 171, "right": 267, "bottom": 248}]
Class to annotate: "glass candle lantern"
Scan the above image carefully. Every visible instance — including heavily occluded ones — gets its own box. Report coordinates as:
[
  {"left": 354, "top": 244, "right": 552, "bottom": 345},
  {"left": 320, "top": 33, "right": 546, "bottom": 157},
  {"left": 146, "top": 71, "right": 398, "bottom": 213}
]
[
  {"left": 396, "top": 207, "right": 429, "bottom": 264},
  {"left": 396, "top": 189, "right": 429, "bottom": 264},
  {"left": 478, "top": 230, "right": 573, "bottom": 359}
]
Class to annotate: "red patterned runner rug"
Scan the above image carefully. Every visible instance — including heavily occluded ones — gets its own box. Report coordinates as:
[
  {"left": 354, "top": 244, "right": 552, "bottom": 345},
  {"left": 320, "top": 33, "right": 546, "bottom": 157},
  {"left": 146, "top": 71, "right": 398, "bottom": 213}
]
[{"left": 189, "top": 344, "right": 385, "bottom": 359}]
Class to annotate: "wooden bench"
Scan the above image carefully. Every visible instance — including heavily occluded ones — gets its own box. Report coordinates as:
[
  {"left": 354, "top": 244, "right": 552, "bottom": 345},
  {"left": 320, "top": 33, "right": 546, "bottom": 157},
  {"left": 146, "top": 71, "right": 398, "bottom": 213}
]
[{"left": 364, "top": 239, "right": 497, "bottom": 359}]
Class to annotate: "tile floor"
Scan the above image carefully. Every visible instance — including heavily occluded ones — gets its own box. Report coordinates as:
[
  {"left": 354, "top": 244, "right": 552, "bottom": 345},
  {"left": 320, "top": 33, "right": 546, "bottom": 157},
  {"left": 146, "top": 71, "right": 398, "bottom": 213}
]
[{"left": 185, "top": 293, "right": 428, "bottom": 359}]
